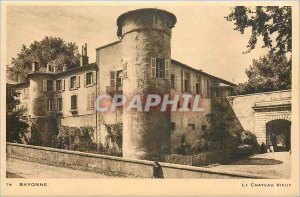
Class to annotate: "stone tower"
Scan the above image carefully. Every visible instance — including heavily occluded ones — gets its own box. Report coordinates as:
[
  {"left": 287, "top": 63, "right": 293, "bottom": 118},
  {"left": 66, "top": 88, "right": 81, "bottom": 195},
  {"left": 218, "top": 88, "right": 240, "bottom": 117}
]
[
  {"left": 28, "top": 72, "right": 57, "bottom": 146},
  {"left": 117, "top": 8, "right": 177, "bottom": 160}
]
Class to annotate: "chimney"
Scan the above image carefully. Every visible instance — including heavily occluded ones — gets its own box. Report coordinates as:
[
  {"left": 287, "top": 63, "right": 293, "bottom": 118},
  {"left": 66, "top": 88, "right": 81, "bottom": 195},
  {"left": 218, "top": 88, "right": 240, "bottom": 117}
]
[{"left": 80, "top": 43, "right": 89, "bottom": 66}]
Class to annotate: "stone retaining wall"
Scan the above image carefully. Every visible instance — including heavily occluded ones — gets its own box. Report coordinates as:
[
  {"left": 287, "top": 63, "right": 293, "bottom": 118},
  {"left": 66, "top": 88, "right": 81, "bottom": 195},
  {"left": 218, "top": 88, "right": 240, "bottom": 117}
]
[
  {"left": 6, "top": 143, "right": 270, "bottom": 179},
  {"left": 164, "top": 151, "right": 230, "bottom": 166}
]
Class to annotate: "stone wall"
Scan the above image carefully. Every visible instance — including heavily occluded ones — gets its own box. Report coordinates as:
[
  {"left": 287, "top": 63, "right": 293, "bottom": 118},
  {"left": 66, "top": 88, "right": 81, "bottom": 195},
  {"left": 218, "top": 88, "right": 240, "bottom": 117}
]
[
  {"left": 227, "top": 90, "right": 291, "bottom": 144},
  {"left": 164, "top": 151, "right": 230, "bottom": 166},
  {"left": 6, "top": 143, "right": 269, "bottom": 178}
]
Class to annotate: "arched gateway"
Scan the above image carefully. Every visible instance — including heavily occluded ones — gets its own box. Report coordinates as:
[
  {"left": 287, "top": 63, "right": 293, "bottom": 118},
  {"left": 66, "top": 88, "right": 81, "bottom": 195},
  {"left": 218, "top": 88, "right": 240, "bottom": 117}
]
[
  {"left": 266, "top": 119, "right": 291, "bottom": 151},
  {"left": 227, "top": 90, "right": 291, "bottom": 152}
]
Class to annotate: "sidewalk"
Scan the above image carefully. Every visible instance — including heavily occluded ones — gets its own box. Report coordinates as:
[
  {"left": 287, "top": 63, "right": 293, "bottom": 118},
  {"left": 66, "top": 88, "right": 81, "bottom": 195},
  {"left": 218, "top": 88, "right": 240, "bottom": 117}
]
[{"left": 6, "top": 158, "right": 118, "bottom": 178}]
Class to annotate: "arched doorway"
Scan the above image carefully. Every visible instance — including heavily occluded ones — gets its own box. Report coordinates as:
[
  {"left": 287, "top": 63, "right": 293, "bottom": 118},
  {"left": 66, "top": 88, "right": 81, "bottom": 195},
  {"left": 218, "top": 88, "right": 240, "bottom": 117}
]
[{"left": 266, "top": 119, "right": 291, "bottom": 152}]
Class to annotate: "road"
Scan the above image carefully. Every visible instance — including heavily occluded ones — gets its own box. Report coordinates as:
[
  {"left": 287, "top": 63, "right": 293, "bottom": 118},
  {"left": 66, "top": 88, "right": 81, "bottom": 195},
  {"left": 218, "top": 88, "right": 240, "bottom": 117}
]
[
  {"left": 7, "top": 152, "right": 291, "bottom": 179},
  {"left": 206, "top": 152, "right": 291, "bottom": 179},
  {"left": 6, "top": 158, "right": 116, "bottom": 178}
]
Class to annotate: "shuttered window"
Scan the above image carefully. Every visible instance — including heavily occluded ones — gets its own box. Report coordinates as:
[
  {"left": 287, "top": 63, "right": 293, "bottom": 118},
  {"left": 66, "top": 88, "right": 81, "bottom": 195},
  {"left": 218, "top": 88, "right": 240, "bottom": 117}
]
[
  {"left": 93, "top": 71, "right": 96, "bottom": 84},
  {"left": 171, "top": 74, "right": 175, "bottom": 89},
  {"left": 183, "top": 71, "right": 190, "bottom": 93},
  {"left": 57, "top": 98, "right": 62, "bottom": 111},
  {"left": 151, "top": 58, "right": 156, "bottom": 78},
  {"left": 156, "top": 58, "right": 165, "bottom": 79},
  {"left": 70, "top": 76, "right": 76, "bottom": 89},
  {"left": 87, "top": 92, "right": 95, "bottom": 108},
  {"left": 196, "top": 76, "right": 201, "bottom": 94},
  {"left": 42, "top": 80, "right": 47, "bottom": 91},
  {"left": 56, "top": 80, "right": 62, "bottom": 91},
  {"left": 110, "top": 71, "right": 116, "bottom": 87},
  {"left": 165, "top": 59, "right": 170, "bottom": 79},
  {"left": 76, "top": 75, "right": 80, "bottom": 88},
  {"left": 123, "top": 63, "right": 128, "bottom": 79},
  {"left": 71, "top": 95, "right": 77, "bottom": 110},
  {"left": 85, "top": 72, "right": 93, "bottom": 86},
  {"left": 151, "top": 58, "right": 171, "bottom": 79},
  {"left": 62, "top": 79, "right": 65, "bottom": 91},
  {"left": 47, "top": 99, "right": 54, "bottom": 111},
  {"left": 47, "top": 80, "right": 53, "bottom": 91}
]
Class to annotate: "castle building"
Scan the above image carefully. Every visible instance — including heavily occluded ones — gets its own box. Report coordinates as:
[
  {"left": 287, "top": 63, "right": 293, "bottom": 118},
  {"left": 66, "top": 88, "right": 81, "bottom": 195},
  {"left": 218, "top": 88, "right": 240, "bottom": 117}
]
[{"left": 11, "top": 8, "right": 236, "bottom": 159}]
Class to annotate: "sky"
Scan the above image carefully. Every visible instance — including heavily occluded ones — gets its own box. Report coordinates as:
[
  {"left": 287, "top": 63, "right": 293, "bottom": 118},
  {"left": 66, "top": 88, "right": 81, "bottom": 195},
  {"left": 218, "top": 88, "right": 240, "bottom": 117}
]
[{"left": 6, "top": 4, "right": 269, "bottom": 83}]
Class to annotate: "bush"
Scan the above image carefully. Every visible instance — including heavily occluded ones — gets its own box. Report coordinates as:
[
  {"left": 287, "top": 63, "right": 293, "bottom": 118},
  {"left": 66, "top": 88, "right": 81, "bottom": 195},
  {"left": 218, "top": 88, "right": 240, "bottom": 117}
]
[
  {"left": 236, "top": 145, "right": 253, "bottom": 156},
  {"left": 103, "top": 123, "right": 122, "bottom": 155},
  {"left": 191, "top": 139, "right": 208, "bottom": 154},
  {"left": 234, "top": 130, "right": 259, "bottom": 158},
  {"left": 57, "top": 126, "right": 97, "bottom": 152},
  {"left": 175, "top": 135, "right": 191, "bottom": 155}
]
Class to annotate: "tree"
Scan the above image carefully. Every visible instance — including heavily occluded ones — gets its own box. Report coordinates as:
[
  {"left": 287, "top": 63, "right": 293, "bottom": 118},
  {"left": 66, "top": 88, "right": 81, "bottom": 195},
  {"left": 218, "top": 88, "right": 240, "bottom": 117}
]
[
  {"left": 6, "top": 86, "right": 29, "bottom": 143},
  {"left": 225, "top": 6, "right": 292, "bottom": 56},
  {"left": 234, "top": 52, "right": 291, "bottom": 95},
  {"left": 226, "top": 6, "right": 292, "bottom": 94},
  {"left": 7, "top": 36, "right": 80, "bottom": 82}
]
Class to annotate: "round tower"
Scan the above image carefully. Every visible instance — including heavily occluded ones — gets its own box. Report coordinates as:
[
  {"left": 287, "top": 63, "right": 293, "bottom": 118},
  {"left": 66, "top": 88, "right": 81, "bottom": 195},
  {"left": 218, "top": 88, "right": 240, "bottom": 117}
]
[
  {"left": 117, "top": 8, "right": 177, "bottom": 160},
  {"left": 28, "top": 73, "right": 56, "bottom": 146}
]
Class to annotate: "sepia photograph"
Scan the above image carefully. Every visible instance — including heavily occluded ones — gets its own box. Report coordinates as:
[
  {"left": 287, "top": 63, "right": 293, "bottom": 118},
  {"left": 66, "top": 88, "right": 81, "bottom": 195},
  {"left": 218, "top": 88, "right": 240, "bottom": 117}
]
[{"left": 1, "top": 1, "right": 299, "bottom": 196}]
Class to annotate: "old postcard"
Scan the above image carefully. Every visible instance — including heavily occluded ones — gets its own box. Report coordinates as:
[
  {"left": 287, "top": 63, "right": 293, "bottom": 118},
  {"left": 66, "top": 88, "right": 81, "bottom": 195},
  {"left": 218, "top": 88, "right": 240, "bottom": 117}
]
[{"left": 0, "top": 1, "right": 299, "bottom": 196}]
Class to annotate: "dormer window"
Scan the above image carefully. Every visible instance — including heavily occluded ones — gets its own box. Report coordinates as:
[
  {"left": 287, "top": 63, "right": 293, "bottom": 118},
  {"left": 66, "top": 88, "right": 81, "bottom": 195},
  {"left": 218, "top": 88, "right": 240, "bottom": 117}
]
[{"left": 47, "top": 64, "right": 54, "bottom": 72}]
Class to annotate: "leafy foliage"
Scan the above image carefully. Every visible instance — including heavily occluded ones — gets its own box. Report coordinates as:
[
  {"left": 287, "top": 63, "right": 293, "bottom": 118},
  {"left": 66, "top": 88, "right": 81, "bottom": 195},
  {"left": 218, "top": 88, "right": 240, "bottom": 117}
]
[
  {"left": 235, "top": 130, "right": 260, "bottom": 157},
  {"left": 57, "top": 126, "right": 97, "bottom": 152},
  {"left": 235, "top": 52, "right": 291, "bottom": 94},
  {"left": 7, "top": 36, "right": 80, "bottom": 82},
  {"left": 103, "top": 123, "right": 123, "bottom": 155},
  {"left": 226, "top": 6, "right": 292, "bottom": 94},
  {"left": 225, "top": 6, "right": 292, "bottom": 55},
  {"left": 174, "top": 135, "right": 191, "bottom": 155},
  {"left": 6, "top": 86, "right": 29, "bottom": 143}
]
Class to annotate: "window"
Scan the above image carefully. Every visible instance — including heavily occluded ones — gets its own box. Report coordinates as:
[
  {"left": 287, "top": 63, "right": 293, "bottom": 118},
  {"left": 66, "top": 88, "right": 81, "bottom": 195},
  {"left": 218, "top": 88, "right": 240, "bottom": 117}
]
[
  {"left": 85, "top": 72, "right": 93, "bottom": 86},
  {"left": 116, "top": 70, "right": 123, "bottom": 91},
  {"left": 84, "top": 72, "right": 96, "bottom": 87},
  {"left": 71, "top": 95, "right": 77, "bottom": 110},
  {"left": 196, "top": 77, "right": 201, "bottom": 94},
  {"left": 151, "top": 58, "right": 170, "bottom": 79},
  {"left": 57, "top": 98, "right": 62, "bottom": 111},
  {"left": 183, "top": 71, "right": 190, "bottom": 92},
  {"left": 156, "top": 58, "right": 165, "bottom": 79},
  {"left": 70, "top": 76, "right": 77, "bottom": 89},
  {"left": 87, "top": 92, "right": 95, "bottom": 108},
  {"left": 47, "top": 80, "right": 53, "bottom": 91},
  {"left": 110, "top": 71, "right": 116, "bottom": 87},
  {"left": 47, "top": 64, "right": 54, "bottom": 72},
  {"left": 47, "top": 99, "right": 54, "bottom": 111},
  {"left": 171, "top": 74, "right": 175, "bottom": 89},
  {"left": 56, "top": 80, "right": 62, "bottom": 91},
  {"left": 202, "top": 125, "right": 207, "bottom": 131}
]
